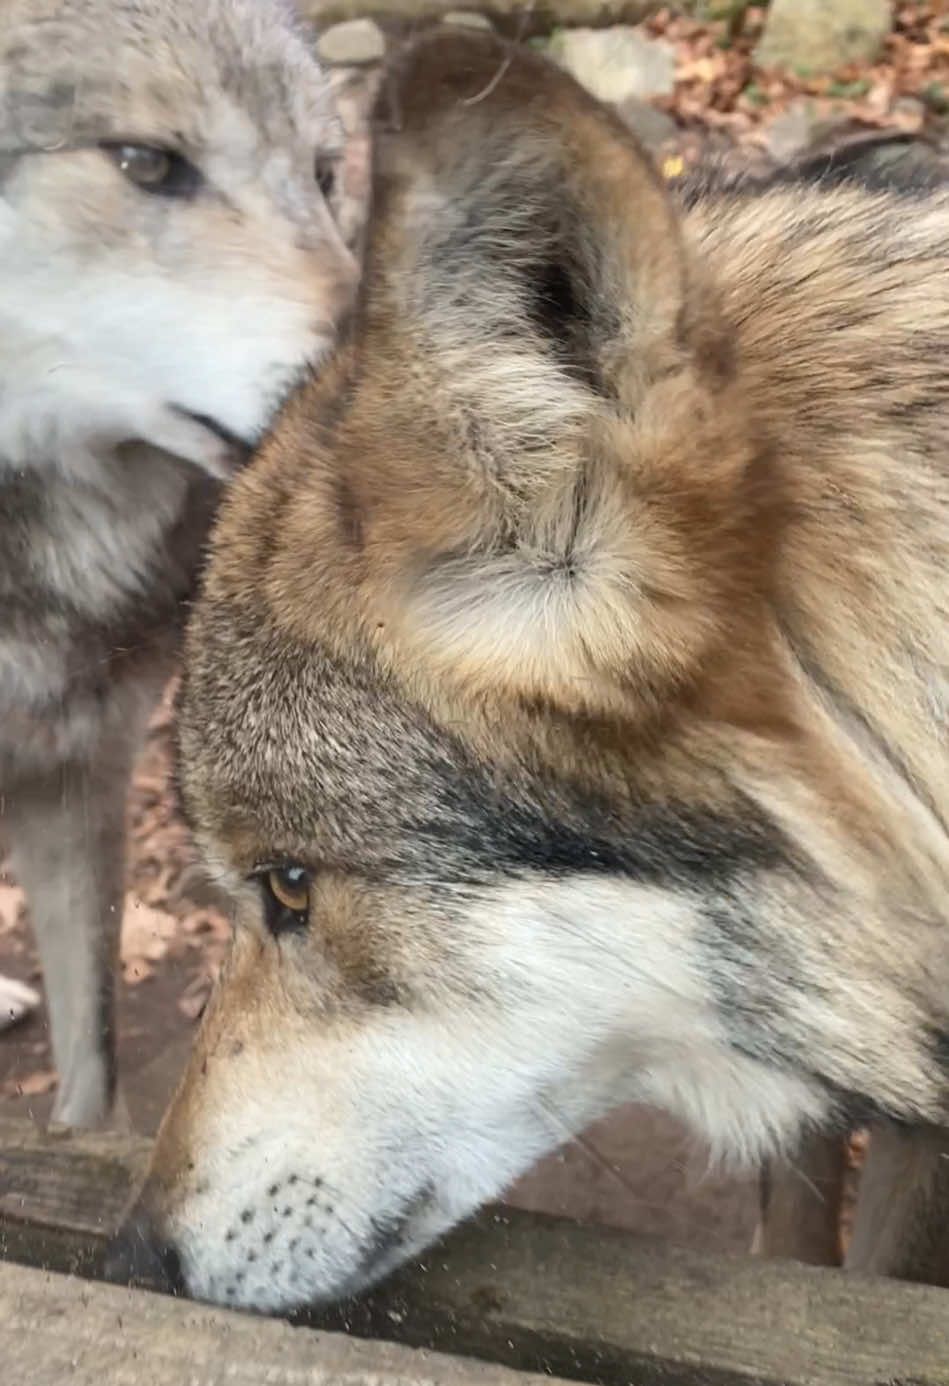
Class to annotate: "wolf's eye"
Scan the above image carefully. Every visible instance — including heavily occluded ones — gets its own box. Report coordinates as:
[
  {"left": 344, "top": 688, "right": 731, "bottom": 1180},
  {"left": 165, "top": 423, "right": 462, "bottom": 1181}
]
[
  {"left": 315, "top": 155, "right": 337, "bottom": 201},
  {"left": 102, "top": 143, "right": 201, "bottom": 197},
  {"left": 259, "top": 865, "right": 311, "bottom": 934}
]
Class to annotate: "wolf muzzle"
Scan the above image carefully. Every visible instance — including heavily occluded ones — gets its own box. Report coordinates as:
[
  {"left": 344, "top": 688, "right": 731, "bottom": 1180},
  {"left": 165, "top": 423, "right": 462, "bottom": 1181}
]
[{"left": 105, "top": 1212, "right": 186, "bottom": 1297}]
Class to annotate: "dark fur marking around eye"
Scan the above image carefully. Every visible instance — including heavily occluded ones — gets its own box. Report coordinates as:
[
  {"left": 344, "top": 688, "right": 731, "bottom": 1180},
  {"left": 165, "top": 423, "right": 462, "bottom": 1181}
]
[
  {"left": 189, "top": 615, "right": 797, "bottom": 916},
  {"left": 417, "top": 793, "right": 790, "bottom": 893}
]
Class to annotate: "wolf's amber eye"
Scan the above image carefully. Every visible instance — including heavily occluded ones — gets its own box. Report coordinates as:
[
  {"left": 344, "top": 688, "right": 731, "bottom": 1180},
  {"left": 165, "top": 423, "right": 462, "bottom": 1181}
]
[
  {"left": 260, "top": 865, "right": 311, "bottom": 934},
  {"left": 315, "top": 155, "right": 336, "bottom": 201},
  {"left": 102, "top": 143, "right": 201, "bottom": 197}
]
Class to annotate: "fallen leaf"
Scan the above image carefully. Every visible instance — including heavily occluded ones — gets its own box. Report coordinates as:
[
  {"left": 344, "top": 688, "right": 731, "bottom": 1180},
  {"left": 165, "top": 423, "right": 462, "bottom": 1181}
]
[
  {"left": 121, "top": 895, "right": 178, "bottom": 982},
  {"left": 122, "top": 960, "right": 155, "bottom": 986},
  {"left": 3, "top": 1069, "right": 57, "bottom": 1098},
  {"left": 0, "top": 879, "right": 24, "bottom": 935}
]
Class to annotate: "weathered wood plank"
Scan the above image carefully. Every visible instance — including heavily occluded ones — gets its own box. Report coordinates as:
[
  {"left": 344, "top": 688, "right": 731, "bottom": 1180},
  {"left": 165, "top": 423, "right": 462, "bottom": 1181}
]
[
  {"left": 0, "top": 1117, "right": 149, "bottom": 1279},
  {"left": 0, "top": 1259, "right": 576, "bottom": 1386},
  {"left": 298, "top": 0, "right": 664, "bottom": 37},
  {"left": 2, "top": 1115, "right": 949, "bottom": 1386}
]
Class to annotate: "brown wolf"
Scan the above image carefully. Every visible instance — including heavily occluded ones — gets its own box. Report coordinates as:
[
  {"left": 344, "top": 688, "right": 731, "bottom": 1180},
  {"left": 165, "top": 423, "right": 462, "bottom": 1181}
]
[{"left": 111, "top": 31, "right": 949, "bottom": 1307}]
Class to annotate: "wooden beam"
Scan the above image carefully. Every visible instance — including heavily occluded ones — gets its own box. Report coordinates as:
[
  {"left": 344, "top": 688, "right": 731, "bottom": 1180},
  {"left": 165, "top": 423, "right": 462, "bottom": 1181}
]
[
  {"left": 0, "top": 1117, "right": 149, "bottom": 1280},
  {"left": 0, "top": 1259, "right": 574, "bottom": 1386},
  {"left": 2, "top": 1116, "right": 949, "bottom": 1386},
  {"left": 298, "top": 0, "right": 665, "bottom": 38}
]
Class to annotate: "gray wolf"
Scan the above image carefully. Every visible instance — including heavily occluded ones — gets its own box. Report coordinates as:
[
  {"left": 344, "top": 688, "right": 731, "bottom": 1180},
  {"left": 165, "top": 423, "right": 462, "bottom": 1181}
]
[
  {"left": 112, "top": 31, "right": 949, "bottom": 1306},
  {"left": 0, "top": 0, "right": 356, "bottom": 1129}
]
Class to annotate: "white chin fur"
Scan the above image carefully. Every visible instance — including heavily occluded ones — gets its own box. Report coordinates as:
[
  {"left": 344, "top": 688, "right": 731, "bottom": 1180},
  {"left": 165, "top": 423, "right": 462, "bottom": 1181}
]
[
  {"left": 139, "top": 407, "right": 247, "bottom": 480},
  {"left": 0, "top": 324, "right": 325, "bottom": 480},
  {"left": 160, "top": 876, "right": 830, "bottom": 1313}
]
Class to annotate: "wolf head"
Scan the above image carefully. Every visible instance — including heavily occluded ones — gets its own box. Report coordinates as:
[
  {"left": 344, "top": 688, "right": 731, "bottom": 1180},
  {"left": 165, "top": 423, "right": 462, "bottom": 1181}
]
[
  {"left": 0, "top": 0, "right": 356, "bottom": 475},
  {"left": 114, "top": 31, "right": 949, "bottom": 1314}
]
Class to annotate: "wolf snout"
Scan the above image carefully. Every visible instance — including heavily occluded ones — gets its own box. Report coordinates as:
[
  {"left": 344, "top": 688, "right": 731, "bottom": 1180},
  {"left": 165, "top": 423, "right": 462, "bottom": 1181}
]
[{"left": 105, "top": 1211, "right": 186, "bottom": 1297}]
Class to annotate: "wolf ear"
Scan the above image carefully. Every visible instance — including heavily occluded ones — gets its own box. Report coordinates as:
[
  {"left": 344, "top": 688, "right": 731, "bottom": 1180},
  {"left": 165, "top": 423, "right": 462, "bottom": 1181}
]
[
  {"left": 368, "top": 30, "right": 690, "bottom": 410},
  {"left": 354, "top": 33, "right": 746, "bottom": 717}
]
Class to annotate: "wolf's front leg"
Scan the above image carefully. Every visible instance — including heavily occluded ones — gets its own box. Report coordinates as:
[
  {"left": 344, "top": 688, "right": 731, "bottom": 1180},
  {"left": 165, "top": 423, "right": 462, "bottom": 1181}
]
[{"left": 4, "top": 754, "right": 131, "bottom": 1129}]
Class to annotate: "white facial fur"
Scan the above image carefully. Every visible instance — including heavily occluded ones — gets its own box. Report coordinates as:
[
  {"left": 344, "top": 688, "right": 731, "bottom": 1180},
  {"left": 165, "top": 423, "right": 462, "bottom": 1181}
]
[{"left": 163, "top": 875, "right": 827, "bottom": 1313}]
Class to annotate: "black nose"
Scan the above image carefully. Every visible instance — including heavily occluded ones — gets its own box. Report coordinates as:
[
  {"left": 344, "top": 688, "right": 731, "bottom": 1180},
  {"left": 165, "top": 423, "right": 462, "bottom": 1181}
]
[{"left": 105, "top": 1214, "right": 186, "bottom": 1296}]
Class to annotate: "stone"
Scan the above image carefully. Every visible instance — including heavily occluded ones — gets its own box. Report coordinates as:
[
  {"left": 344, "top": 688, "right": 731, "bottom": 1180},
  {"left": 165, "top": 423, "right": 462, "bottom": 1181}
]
[
  {"left": 774, "top": 126, "right": 949, "bottom": 194},
  {"left": 891, "top": 95, "right": 926, "bottom": 129},
  {"left": 317, "top": 18, "right": 385, "bottom": 66},
  {"left": 617, "top": 98, "right": 677, "bottom": 151},
  {"left": 763, "top": 98, "right": 827, "bottom": 163},
  {"left": 755, "top": 0, "right": 890, "bottom": 76},
  {"left": 763, "top": 100, "right": 816, "bottom": 164},
  {"left": 323, "top": 67, "right": 378, "bottom": 251},
  {"left": 441, "top": 10, "right": 494, "bottom": 28},
  {"left": 548, "top": 26, "right": 676, "bottom": 106}
]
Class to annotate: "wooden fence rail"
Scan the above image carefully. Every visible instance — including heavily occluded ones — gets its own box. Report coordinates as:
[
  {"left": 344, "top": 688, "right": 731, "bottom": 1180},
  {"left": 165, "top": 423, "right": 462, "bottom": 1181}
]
[
  {"left": 298, "top": 0, "right": 666, "bottom": 37},
  {"left": 2, "top": 1115, "right": 949, "bottom": 1386}
]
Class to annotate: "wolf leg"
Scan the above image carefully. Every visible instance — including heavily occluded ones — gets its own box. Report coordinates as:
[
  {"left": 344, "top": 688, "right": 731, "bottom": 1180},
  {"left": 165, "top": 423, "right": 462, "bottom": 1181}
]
[{"left": 4, "top": 753, "right": 130, "bottom": 1129}]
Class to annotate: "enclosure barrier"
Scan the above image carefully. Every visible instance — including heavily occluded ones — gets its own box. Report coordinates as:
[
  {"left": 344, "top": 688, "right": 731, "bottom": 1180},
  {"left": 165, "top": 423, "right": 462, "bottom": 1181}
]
[
  {"left": 1, "top": 1115, "right": 948, "bottom": 1386},
  {"left": 299, "top": 0, "right": 663, "bottom": 35}
]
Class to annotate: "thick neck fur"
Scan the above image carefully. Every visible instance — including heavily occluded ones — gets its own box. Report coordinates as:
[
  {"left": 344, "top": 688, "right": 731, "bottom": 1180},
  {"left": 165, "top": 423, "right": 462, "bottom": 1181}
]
[
  {"left": 645, "top": 183, "right": 949, "bottom": 1051},
  {"left": 682, "top": 182, "right": 948, "bottom": 824},
  {"left": 0, "top": 316, "right": 207, "bottom": 615},
  {"left": 0, "top": 318, "right": 217, "bottom": 763}
]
